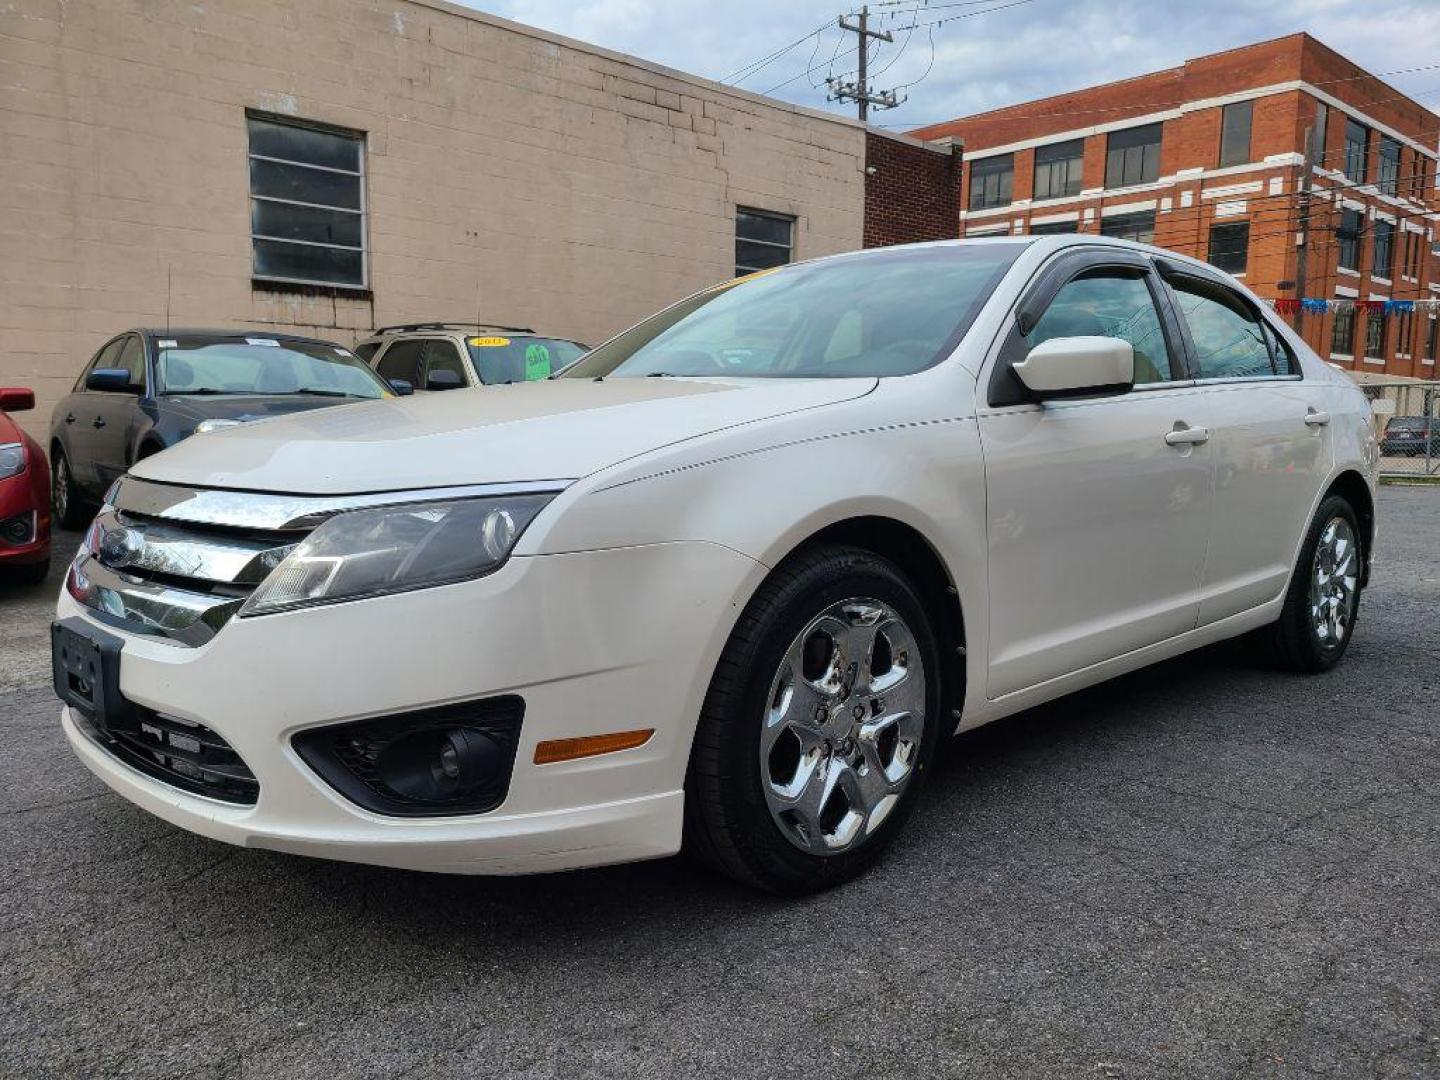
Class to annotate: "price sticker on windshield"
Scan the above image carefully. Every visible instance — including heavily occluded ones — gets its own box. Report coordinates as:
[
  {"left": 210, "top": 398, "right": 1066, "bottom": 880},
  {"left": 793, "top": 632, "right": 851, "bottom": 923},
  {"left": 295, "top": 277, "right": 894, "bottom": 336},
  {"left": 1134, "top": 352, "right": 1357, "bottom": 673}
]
[
  {"left": 158, "top": 339, "right": 178, "bottom": 349},
  {"left": 468, "top": 336, "right": 511, "bottom": 347},
  {"left": 246, "top": 337, "right": 280, "bottom": 347}
]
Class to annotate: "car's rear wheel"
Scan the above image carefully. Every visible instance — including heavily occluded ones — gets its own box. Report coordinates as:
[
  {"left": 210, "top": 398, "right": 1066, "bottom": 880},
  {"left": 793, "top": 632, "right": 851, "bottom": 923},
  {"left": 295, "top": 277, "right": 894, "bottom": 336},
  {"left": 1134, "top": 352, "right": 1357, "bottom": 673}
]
[
  {"left": 51, "top": 449, "right": 88, "bottom": 530},
  {"left": 1265, "top": 494, "right": 1363, "bottom": 673},
  {"left": 2, "top": 557, "right": 51, "bottom": 588},
  {"left": 685, "top": 545, "right": 942, "bottom": 894}
]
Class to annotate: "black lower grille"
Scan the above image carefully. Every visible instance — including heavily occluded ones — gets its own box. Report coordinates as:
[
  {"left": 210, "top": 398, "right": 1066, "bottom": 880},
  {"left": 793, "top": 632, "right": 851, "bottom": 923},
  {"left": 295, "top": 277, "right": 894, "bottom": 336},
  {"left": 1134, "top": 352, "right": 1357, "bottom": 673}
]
[
  {"left": 0, "top": 512, "right": 35, "bottom": 546},
  {"left": 76, "top": 706, "right": 259, "bottom": 805}
]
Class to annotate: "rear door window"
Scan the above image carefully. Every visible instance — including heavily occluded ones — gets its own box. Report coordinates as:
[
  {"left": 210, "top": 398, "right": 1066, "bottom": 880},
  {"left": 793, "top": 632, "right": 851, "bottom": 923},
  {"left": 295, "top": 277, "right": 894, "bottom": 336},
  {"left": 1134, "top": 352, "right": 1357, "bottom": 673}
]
[
  {"left": 353, "top": 341, "right": 381, "bottom": 363},
  {"left": 1169, "top": 278, "right": 1275, "bottom": 379}
]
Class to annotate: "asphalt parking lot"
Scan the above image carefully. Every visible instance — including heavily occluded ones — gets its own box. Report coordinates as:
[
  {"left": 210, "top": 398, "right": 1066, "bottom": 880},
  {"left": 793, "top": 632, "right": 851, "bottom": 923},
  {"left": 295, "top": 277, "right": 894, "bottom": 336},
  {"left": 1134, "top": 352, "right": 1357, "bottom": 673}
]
[{"left": 2, "top": 488, "right": 1437, "bottom": 1080}]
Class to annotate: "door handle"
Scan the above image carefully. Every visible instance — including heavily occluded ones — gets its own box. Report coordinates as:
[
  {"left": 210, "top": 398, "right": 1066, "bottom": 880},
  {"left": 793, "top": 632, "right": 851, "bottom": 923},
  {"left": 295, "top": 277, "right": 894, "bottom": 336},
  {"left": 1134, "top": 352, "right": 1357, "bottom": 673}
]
[
  {"left": 64, "top": 413, "right": 75, "bottom": 424},
  {"left": 1164, "top": 425, "right": 1210, "bottom": 446},
  {"left": 92, "top": 417, "right": 106, "bottom": 429},
  {"left": 1304, "top": 410, "right": 1331, "bottom": 427}
]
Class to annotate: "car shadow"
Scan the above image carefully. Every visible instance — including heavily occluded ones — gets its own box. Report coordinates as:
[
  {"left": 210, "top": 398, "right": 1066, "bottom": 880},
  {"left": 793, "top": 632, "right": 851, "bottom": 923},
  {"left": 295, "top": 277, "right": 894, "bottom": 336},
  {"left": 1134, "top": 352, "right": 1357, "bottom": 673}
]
[{"left": 209, "top": 641, "right": 1254, "bottom": 939}]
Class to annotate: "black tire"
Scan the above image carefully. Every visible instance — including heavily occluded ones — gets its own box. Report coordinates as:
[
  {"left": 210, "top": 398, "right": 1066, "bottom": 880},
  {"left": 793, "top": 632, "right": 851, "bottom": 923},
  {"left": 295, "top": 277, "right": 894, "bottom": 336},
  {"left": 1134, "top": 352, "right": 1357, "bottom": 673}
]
[
  {"left": 684, "top": 545, "right": 943, "bottom": 894},
  {"left": 2, "top": 557, "right": 51, "bottom": 588},
  {"left": 1264, "top": 494, "right": 1363, "bottom": 673},
  {"left": 51, "top": 448, "right": 89, "bottom": 530}
]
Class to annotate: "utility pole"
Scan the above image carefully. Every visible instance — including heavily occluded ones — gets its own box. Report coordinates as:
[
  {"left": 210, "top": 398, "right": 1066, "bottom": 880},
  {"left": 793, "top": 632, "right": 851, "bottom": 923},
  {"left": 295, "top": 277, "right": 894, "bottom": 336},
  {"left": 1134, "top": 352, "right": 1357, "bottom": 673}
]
[
  {"left": 827, "top": 6, "right": 904, "bottom": 122},
  {"left": 1293, "top": 123, "right": 1318, "bottom": 336}
]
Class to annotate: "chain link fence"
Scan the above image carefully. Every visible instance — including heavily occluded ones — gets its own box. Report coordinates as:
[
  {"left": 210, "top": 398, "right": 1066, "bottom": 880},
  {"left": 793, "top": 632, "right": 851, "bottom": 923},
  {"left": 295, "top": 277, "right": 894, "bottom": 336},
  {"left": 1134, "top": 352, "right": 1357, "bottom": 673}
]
[{"left": 1360, "top": 380, "right": 1440, "bottom": 477}]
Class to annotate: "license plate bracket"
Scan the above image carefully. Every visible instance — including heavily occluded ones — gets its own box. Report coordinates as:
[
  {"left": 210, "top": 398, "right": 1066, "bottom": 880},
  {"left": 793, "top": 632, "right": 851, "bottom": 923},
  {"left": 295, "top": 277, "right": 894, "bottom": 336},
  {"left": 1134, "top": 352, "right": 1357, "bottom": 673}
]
[{"left": 51, "top": 618, "right": 131, "bottom": 729}]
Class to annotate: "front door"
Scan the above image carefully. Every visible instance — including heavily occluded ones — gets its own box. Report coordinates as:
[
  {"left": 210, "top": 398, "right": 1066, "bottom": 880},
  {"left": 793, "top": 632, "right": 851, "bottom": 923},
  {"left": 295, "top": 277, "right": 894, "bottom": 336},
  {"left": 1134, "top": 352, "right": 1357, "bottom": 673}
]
[
  {"left": 90, "top": 334, "right": 147, "bottom": 487},
  {"left": 977, "top": 260, "right": 1216, "bottom": 698}
]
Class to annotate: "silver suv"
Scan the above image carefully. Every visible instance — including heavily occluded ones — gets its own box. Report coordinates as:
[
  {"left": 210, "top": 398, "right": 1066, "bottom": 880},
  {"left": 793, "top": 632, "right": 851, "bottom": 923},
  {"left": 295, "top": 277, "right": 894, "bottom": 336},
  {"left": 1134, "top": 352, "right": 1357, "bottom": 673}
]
[{"left": 355, "top": 323, "right": 588, "bottom": 392}]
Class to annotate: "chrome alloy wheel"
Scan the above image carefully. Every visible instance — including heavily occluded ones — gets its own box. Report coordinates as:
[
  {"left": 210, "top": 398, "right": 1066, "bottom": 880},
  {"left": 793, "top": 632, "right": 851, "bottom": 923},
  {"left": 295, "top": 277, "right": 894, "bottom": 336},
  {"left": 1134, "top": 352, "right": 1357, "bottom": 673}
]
[
  {"left": 760, "top": 598, "right": 927, "bottom": 855},
  {"left": 1310, "top": 516, "right": 1359, "bottom": 647},
  {"left": 53, "top": 456, "right": 69, "bottom": 521}
]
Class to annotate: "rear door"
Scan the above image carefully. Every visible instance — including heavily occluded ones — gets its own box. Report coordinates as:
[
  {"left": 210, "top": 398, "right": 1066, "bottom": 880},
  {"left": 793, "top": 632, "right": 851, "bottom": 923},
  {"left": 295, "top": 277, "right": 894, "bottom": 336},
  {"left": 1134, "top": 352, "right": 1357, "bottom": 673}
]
[
  {"left": 1158, "top": 267, "right": 1332, "bottom": 624},
  {"left": 977, "top": 250, "right": 1217, "bottom": 698}
]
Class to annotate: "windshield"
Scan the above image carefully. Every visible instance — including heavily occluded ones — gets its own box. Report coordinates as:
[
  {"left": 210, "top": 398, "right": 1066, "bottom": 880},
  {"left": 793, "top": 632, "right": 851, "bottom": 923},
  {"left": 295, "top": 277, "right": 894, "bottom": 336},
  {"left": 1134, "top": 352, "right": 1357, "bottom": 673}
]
[
  {"left": 465, "top": 336, "right": 588, "bottom": 384},
  {"left": 562, "top": 244, "right": 1024, "bottom": 380},
  {"left": 156, "top": 337, "right": 389, "bottom": 397}
]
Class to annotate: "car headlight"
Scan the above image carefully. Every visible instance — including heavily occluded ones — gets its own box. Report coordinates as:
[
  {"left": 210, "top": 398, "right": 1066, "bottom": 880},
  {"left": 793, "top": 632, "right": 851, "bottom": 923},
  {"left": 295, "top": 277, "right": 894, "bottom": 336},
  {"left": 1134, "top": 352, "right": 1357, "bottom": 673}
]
[
  {"left": 0, "top": 442, "right": 25, "bottom": 480},
  {"left": 239, "top": 493, "right": 554, "bottom": 616}
]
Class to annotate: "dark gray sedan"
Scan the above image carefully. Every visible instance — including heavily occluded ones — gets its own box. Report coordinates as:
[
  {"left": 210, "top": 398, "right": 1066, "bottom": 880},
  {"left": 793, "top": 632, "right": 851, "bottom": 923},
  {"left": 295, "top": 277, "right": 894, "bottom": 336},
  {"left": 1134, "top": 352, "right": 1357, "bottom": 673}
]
[{"left": 48, "top": 328, "right": 396, "bottom": 527}]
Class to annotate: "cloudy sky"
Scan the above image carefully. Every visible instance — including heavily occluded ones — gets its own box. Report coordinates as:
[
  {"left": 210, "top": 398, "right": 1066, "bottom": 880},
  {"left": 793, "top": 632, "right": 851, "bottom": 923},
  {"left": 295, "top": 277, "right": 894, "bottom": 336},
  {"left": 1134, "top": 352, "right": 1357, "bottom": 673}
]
[{"left": 463, "top": 0, "right": 1440, "bottom": 130}]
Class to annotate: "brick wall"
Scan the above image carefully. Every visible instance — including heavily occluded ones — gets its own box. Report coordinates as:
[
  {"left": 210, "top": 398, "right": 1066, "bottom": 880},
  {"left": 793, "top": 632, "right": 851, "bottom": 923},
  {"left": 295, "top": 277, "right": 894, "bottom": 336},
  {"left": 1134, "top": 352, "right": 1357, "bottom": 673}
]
[
  {"left": 862, "top": 131, "right": 961, "bottom": 248},
  {"left": 0, "top": 0, "right": 871, "bottom": 437}
]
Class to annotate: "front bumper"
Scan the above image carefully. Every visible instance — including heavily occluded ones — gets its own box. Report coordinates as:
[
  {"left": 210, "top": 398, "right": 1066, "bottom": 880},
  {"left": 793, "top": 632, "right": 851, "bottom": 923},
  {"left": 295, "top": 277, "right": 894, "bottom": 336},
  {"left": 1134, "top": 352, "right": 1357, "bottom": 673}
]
[{"left": 57, "top": 540, "right": 763, "bottom": 874}]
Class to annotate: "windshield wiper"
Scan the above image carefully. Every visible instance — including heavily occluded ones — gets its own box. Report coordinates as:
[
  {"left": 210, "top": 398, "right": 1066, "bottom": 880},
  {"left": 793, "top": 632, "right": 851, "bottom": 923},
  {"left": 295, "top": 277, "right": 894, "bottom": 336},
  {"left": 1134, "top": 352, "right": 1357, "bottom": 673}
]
[
  {"left": 162, "top": 388, "right": 240, "bottom": 395},
  {"left": 289, "top": 388, "right": 357, "bottom": 397}
]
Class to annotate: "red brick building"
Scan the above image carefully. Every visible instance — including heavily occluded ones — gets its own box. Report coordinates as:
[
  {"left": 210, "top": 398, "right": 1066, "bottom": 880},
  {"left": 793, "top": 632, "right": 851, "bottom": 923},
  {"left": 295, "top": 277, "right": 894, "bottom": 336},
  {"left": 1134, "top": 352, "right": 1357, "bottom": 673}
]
[{"left": 912, "top": 33, "right": 1440, "bottom": 379}]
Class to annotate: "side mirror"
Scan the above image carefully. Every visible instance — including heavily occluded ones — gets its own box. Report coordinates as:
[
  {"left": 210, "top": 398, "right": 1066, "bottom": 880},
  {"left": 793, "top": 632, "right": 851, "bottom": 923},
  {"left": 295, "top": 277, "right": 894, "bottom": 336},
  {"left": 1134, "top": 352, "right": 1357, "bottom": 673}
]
[
  {"left": 0, "top": 387, "right": 35, "bottom": 412},
  {"left": 388, "top": 379, "right": 415, "bottom": 396},
  {"left": 425, "top": 370, "right": 465, "bottom": 392},
  {"left": 86, "top": 368, "right": 141, "bottom": 394},
  {"left": 1012, "top": 336, "right": 1134, "bottom": 398}
]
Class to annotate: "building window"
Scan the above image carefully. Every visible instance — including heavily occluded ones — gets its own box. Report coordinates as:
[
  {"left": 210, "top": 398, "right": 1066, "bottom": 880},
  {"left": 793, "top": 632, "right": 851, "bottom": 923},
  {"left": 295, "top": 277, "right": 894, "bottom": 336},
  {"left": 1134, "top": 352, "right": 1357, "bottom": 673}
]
[
  {"left": 1029, "top": 220, "right": 1078, "bottom": 235},
  {"left": 1219, "top": 101, "right": 1252, "bottom": 168},
  {"left": 1378, "top": 137, "right": 1401, "bottom": 196},
  {"left": 1314, "top": 101, "right": 1328, "bottom": 161},
  {"left": 1343, "top": 118, "right": 1369, "bottom": 183},
  {"left": 1033, "top": 139, "right": 1084, "bottom": 200},
  {"left": 1207, "top": 222, "right": 1249, "bottom": 274},
  {"left": 1099, "top": 210, "right": 1155, "bottom": 244},
  {"left": 1331, "top": 307, "right": 1355, "bottom": 356},
  {"left": 1373, "top": 220, "right": 1395, "bottom": 279},
  {"left": 1427, "top": 316, "right": 1438, "bottom": 360},
  {"left": 247, "top": 114, "right": 366, "bottom": 288},
  {"left": 1365, "top": 308, "right": 1385, "bottom": 359},
  {"left": 1105, "top": 123, "right": 1162, "bottom": 188},
  {"left": 735, "top": 208, "right": 794, "bottom": 276},
  {"left": 969, "top": 154, "right": 1014, "bottom": 210},
  {"left": 1337, "top": 209, "right": 1362, "bottom": 272}
]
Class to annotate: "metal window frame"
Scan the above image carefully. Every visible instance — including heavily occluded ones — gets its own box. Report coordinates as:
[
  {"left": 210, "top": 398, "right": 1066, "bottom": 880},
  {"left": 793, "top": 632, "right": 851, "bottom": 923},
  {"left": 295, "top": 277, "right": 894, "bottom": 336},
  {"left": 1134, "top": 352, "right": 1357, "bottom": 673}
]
[
  {"left": 969, "top": 153, "right": 1015, "bottom": 210},
  {"left": 246, "top": 112, "right": 368, "bottom": 290},
  {"left": 735, "top": 206, "right": 795, "bottom": 275}
]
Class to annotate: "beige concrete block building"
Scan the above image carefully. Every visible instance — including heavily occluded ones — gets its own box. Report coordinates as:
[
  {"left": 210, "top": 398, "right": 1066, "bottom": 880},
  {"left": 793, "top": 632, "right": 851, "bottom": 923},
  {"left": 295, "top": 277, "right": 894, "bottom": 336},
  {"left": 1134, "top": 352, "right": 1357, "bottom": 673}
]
[{"left": 0, "top": 0, "right": 959, "bottom": 437}]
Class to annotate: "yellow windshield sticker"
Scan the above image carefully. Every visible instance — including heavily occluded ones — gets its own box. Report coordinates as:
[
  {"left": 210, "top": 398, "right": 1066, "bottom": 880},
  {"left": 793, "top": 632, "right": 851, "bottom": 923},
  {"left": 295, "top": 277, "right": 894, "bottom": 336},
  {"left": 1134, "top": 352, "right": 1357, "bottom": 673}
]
[{"left": 468, "top": 336, "right": 511, "bottom": 347}]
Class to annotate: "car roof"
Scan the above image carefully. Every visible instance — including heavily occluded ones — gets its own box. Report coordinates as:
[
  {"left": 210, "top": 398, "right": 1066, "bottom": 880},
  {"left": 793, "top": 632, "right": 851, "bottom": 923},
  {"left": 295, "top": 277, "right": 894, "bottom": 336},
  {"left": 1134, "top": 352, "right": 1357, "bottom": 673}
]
[
  {"left": 357, "top": 324, "right": 546, "bottom": 341},
  {"left": 132, "top": 328, "right": 346, "bottom": 346}
]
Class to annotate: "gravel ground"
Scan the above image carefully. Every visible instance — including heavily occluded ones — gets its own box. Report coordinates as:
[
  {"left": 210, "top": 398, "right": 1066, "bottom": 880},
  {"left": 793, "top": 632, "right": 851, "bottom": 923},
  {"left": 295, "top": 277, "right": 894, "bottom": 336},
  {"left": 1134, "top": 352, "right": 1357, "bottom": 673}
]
[{"left": 1, "top": 489, "right": 1436, "bottom": 1080}]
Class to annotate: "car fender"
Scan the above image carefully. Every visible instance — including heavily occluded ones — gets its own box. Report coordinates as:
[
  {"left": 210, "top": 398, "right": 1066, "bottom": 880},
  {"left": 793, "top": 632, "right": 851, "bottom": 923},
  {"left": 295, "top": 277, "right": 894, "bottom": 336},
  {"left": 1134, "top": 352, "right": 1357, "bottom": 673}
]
[{"left": 526, "top": 372, "right": 992, "bottom": 718}]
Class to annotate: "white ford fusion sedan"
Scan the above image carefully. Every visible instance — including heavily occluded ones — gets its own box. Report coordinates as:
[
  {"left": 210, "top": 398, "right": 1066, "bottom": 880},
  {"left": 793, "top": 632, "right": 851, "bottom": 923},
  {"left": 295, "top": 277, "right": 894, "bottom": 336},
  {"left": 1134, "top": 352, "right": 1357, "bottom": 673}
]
[{"left": 53, "top": 236, "right": 1377, "bottom": 893}]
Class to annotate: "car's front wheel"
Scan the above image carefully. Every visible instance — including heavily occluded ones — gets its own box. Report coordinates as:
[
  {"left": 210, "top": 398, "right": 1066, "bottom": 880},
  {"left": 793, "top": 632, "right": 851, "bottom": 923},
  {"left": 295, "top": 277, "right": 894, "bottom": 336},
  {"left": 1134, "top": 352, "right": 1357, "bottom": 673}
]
[
  {"left": 685, "top": 545, "right": 942, "bottom": 894},
  {"left": 51, "top": 449, "right": 88, "bottom": 530},
  {"left": 1265, "top": 494, "right": 1364, "bottom": 672}
]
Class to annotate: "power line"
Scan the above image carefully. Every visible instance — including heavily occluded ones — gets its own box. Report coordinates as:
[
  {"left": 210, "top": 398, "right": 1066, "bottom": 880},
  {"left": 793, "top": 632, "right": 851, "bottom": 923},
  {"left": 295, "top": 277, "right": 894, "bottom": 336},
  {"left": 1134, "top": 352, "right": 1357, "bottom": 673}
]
[{"left": 882, "top": 60, "right": 1440, "bottom": 132}]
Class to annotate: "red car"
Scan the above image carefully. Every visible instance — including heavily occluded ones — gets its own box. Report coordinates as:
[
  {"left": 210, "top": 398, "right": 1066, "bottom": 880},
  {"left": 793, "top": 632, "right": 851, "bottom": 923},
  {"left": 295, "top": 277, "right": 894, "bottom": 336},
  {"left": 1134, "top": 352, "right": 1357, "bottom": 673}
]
[{"left": 0, "top": 387, "right": 51, "bottom": 586}]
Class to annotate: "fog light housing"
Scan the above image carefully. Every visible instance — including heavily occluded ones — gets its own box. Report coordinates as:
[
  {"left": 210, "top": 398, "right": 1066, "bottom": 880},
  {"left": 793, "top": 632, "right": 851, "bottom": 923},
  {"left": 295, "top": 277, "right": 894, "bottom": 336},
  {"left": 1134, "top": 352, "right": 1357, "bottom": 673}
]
[
  {"left": 375, "top": 726, "right": 502, "bottom": 802},
  {"left": 293, "top": 696, "right": 523, "bottom": 817}
]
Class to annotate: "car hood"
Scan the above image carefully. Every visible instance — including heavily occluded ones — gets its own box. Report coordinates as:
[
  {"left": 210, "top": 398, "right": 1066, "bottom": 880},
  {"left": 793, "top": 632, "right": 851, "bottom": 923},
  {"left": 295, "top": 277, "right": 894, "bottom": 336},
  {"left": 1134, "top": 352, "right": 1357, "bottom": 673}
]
[
  {"left": 132, "top": 377, "right": 877, "bottom": 493},
  {"left": 158, "top": 393, "right": 368, "bottom": 425}
]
